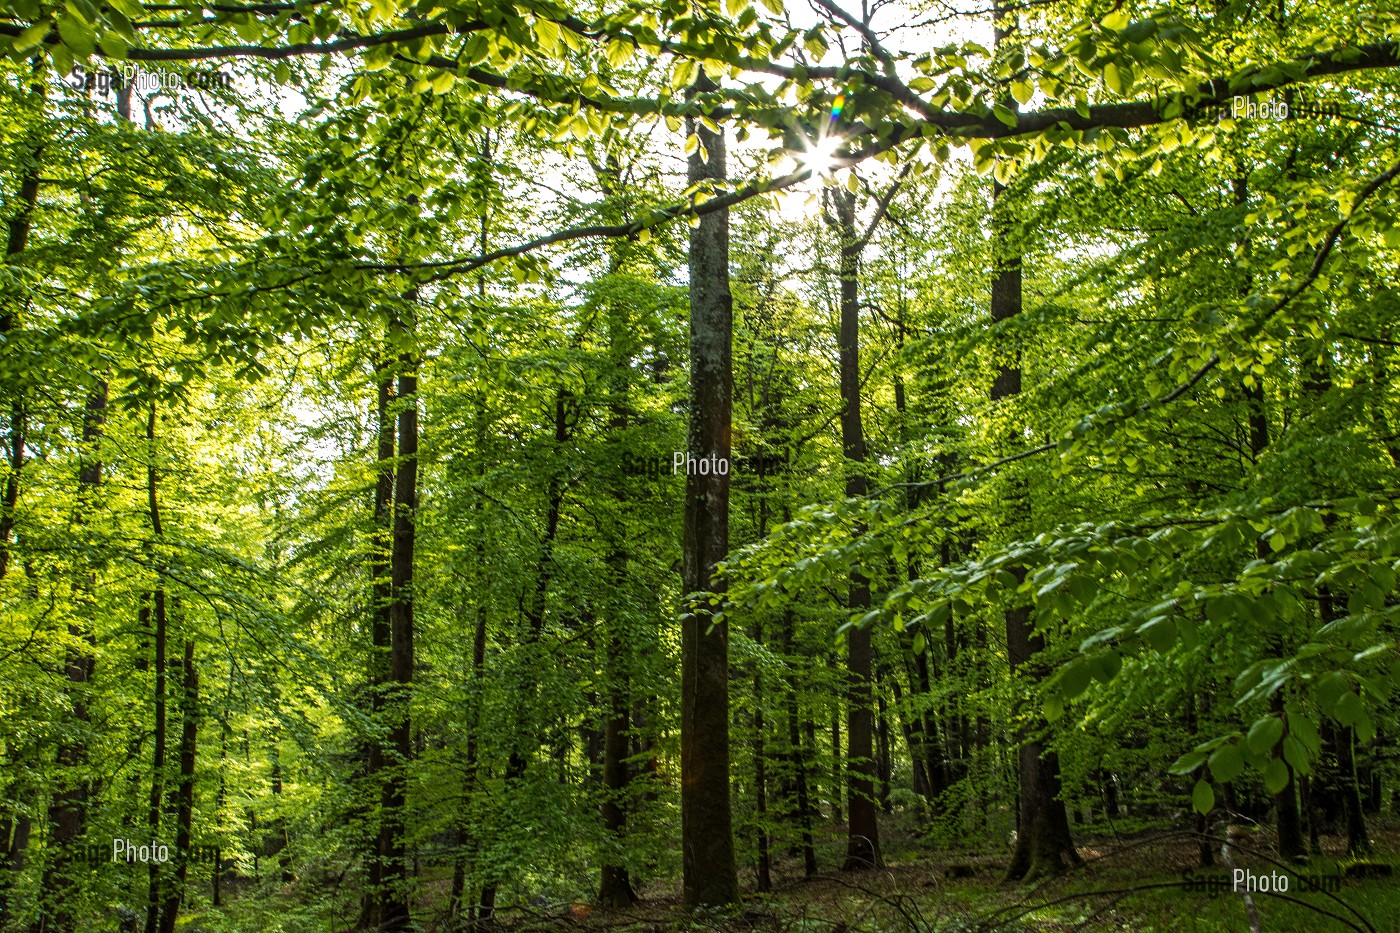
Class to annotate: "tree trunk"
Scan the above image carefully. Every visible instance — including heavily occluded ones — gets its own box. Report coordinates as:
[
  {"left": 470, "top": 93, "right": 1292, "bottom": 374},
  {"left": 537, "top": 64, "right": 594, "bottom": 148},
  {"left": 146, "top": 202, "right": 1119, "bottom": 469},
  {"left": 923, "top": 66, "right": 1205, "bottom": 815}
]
[
  {"left": 0, "top": 814, "right": 30, "bottom": 926},
  {"left": 914, "top": 651, "right": 946, "bottom": 800},
  {"left": 0, "top": 68, "right": 42, "bottom": 928},
  {"left": 992, "top": 8, "right": 1077, "bottom": 883},
  {"left": 359, "top": 358, "right": 396, "bottom": 931},
  {"left": 484, "top": 385, "right": 571, "bottom": 920},
  {"left": 830, "top": 713, "right": 842, "bottom": 824},
  {"left": 1003, "top": 603, "right": 1079, "bottom": 882},
  {"left": 158, "top": 641, "right": 197, "bottom": 933},
  {"left": 831, "top": 188, "right": 881, "bottom": 871},
  {"left": 751, "top": 614, "right": 772, "bottom": 892},
  {"left": 143, "top": 591, "right": 168, "bottom": 933},
  {"left": 597, "top": 203, "right": 640, "bottom": 908},
  {"left": 1245, "top": 378, "right": 1304, "bottom": 860},
  {"left": 376, "top": 333, "right": 418, "bottom": 930},
  {"left": 1318, "top": 587, "right": 1371, "bottom": 855},
  {"left": 0, "top": 64, "right": 43, "bottom": 585},
  {"left": 40, "top": 380, "right": 107, "bottom": 933},
  {"left": 888, "top": 665, "right": 930, "bottom": 803},
  {"left": 780, "top": 609, "right": 818, "bottom": 877},
  {"left": 876, "top": 690, "right": 892, "bottom": 814},
  {"left": 680, "top": 75, "right": 738, "bottom": 910},
  {"left": 144, "top": 404, "right": 168, "bottom": 933}
]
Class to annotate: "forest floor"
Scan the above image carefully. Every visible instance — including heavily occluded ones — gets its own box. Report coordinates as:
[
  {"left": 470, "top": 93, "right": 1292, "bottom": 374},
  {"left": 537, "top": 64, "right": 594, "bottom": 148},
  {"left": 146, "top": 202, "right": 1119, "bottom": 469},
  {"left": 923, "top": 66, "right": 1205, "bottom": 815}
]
[{"left": 475, "top": 819, "right": 1400, "bottom": 932}]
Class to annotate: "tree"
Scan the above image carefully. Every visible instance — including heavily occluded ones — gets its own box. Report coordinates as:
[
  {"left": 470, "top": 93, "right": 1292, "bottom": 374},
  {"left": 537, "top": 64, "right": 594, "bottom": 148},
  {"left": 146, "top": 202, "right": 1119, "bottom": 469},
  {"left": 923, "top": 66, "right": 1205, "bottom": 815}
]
[{"left": 680, "top": 74, "right": 739, "bottom": 910}]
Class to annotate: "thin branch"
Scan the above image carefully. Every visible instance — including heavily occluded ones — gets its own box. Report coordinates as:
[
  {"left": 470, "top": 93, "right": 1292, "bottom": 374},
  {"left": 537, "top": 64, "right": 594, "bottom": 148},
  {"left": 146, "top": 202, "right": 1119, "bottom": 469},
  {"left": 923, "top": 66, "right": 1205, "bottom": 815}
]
[
  {"left": 855, "top": 162, "right": 912, "bottom": 249},
  {"left": 810, "top": 0, "right": 897, "bottom": 76}
]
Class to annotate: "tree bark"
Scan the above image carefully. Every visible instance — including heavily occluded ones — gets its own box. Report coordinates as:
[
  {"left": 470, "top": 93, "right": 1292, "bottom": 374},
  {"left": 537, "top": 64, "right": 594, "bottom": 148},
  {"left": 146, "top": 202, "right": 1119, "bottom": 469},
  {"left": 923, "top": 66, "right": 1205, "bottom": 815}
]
[
  {"left": 830, "top": 713, "right": 842, "bottom": 824},
  {"left": 830, "top": 188, "right": 881, "bottom": 871},
  {"left": 158, "top": 641, "right": 197, "bottom": 933},
  {"left": 0, "top": 67, "right": 45, "bottom": 928},
  {"left": 376, "top": 331, "right": 418, "bottom": 930},
  {"left": 40, "top": 379, "right": 107, "bottom": 933},
  {"left": 992, "top": 6, "right": 1077, "bottom": 885},
  {"left": 780, "top": 607, "right": 818, "bottom": 878},
  {"left": 144, "top": 404, "right": 168, "bottom": 933},
  {"left": 1318, "top": 586, "right": 1371, "bottom": 855},
  {"left": 359, "top": 356, "right": 396, "bottom": 931},
  {"left": 680, "top": 74, "right": 738, "bottom": 910},
  {"left": 597, "top": 176, "right": 640, "bottom": 909}
]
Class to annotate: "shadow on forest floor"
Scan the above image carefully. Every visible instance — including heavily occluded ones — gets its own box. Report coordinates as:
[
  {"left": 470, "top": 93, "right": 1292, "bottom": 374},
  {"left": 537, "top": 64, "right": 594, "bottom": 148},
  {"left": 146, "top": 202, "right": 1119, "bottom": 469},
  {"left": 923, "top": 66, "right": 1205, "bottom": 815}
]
[{"left": 456, "top": 819, "right": 1400, "bottom": 932}]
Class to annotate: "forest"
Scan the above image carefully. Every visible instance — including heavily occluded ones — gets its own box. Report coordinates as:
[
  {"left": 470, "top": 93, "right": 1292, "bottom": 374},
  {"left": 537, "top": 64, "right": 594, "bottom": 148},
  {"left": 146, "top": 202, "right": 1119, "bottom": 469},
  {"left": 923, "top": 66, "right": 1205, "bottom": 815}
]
[{"left": 1, "top": 0, "right": 1398, "bottom": 929}]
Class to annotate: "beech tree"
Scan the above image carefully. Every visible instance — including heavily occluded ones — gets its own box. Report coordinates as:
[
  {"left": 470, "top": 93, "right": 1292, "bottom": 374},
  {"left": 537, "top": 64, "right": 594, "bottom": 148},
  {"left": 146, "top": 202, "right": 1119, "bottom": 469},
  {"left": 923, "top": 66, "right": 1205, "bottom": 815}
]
[{"left": 3, "top": 0, "right": 1400, "bottom": 929}]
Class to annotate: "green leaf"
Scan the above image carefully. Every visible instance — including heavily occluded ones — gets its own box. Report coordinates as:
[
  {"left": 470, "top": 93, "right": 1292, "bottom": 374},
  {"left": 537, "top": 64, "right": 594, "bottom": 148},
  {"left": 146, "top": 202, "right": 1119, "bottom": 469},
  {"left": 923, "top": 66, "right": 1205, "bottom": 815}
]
[
  {"left": 1044, "top": 693, "right": 1064, "bottom": 722},
  {"left": 1092, "top": 650, "right": 1121, "bottom": 683},
  {"left": 670, "top": 59, "right": 697, "bottom": 90},
  {"left": 1103, "top": 61, "right": 1124, "bottom": 94},
  {"left": 1141, "top": 615, "right": 1177, "bottom": 652},
  {"left": 1290, "top": 713, "right": 1321, "bottom": 754},
  {"left": 1170, "top": 749, "right": 1207, "bottom": 775},
  {"left": 1335, "top": 690, "right": 1364, "bottom": 726},
  {"left": 534, "top": 17, "right": 560, "bottom": 51},
  {"left": 98, "top": 31, "right": 129, "bottom": 58},
  {"left": 1208, "top": 743, "right": 1244, "bottom": 783},
  {"left": 606, "top": 38, "right": 634, "bottom": 67},
  {"left": 15, "top": 20, "right": 51, "bottom": 52},
  {"left": 992, "top": 103, "right": 1018, "bottom": 128},
  {"left": 1263, "top": 757, "right": 1290, "bottom": 795},
  {"left": 1246, "top": 716, "right": 1284, "bottom": 755},
  {"left": 1192, "top": 779, "right": 1215, "bottom": 814},
  {"left": 1282, "top": 736, "right": 1310, "bottom": 774},
  {"left": 56, "top": 13, "right": 94, "bottom": 57},
  {"left": 1100, "top": 9, "right": 1129, "bottom": 30},
  {"left": 1061, "top": 659, "right": 1092, "bottom": 699},
  {"left": 1316, "top": 671, "right": 1349, "bottom": 712}
]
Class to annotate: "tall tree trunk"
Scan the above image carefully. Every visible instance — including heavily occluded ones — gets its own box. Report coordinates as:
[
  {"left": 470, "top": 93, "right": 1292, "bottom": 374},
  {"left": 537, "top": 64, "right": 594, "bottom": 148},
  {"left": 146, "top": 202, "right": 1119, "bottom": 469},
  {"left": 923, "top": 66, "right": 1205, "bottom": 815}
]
[
  {"left": 888, "top": 665, "right": 929, "bottom": 802},
  {"left": 359, "top": 357, "right": 396, "bottom": 931},
  {"left": 0, "top": 815, "right": 29, "bottom": 925},
  {"left": 993, "top": 5, "right": 1077, "bottom": 885},
  {"left": 377, "top": 330, "right": 418, "bottom": 930},
  {"left": 831, "top": 188, "right": 881, "bottom": 870},
  {"left": 144, "top": 404, "right": 168, "bottom": 933},
  {"left": 482, "top": 385, "right": 571, "bottom": 921},
  {"left": 452, "top": 400, "right": 491, "bottom": 922},
  {"left": 158, "top": 641, "right": 197, "bottom": 933},
  {"left": 830, "top": 713, "right": 842, "bottom": 824},
  {"left": 751, "top": 608, "right": 772, "bottom": 892},
  {"left": 0, "top": 63, "right": 41, "bottom": 584},
  {"left": 40, "top": 379, "right": 107, "bottom": 933},
  {"left": 1318, "top": 586, "right": 1371, "bottom": 855},
  {"left": 596, "top": 176, "right": 640, "bottom": 909},
  {"left": 1243, "top": 373, "right": 1304, "bottom": 862},
  {"left": 680, "top": 74, "right": 738, "bottom": 910},
  {"left": 780, "top": 608, "right": 818, "bottom": 877},
  {"left": 0, "top": 395, "right": 22, "bottom": 584},
  {"left": 914, "top": 651, "right": 946, "bottom": 801},
  {"left": 0, "top": 66, "right": 45, "bottom": 928},
  {"left": 876, "top": 688, "right": 893, "bottom": 814}
]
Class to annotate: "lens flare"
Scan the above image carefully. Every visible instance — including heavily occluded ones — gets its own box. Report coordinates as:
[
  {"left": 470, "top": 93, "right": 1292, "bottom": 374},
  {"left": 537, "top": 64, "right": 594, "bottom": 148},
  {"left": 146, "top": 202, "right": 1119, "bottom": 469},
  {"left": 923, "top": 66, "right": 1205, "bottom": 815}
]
[
  {"left": 799, "top": 134, "right": 843, "bottom": 176},
  {"left": 827, "top": 92, "right": 846, "bottom": 133}
]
